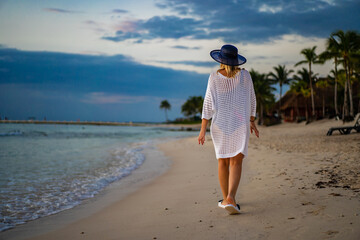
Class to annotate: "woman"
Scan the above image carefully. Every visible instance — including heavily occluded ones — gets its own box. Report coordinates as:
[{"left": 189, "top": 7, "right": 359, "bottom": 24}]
[{"left": 198, "top": 44, "right": 259, "bottom": 215}]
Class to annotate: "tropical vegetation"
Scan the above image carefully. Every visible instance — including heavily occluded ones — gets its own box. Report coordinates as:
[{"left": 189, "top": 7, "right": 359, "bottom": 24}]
[
  {"left": 168, "top": 29, "right": 359, "bottom": 125},
  {"left": 268, "top": 65, "right": 293, "bottom": 119}
]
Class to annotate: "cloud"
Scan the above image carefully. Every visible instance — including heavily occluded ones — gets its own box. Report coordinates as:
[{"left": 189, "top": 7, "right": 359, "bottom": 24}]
[
  {"left": 102, "top": 31, "right": 142, "bottom": 42},
  {"left": 155, "top": 1, "right": 192, "bottom": 15},
  {"left": 171, "top": 45, "right": 201, "bottom": 50},
  {"left": 83, "top": 20, "right": 107, "bottom": 33},
  {"left": 0, "top": 47, "right": 207, "bottom": 100},
  {"left": 102, "top": 15, "right": 207, "bottom": 42},
  {"left": 142, "top": 16, "right": 204, "bottom": 38},
  {"left": 42, "top": 8, "right": 83, "bottom": 14},
  {"left": 78, "top": 50, "right": 107, "bottom": 56},
  {"left": 112, "top": 20, "right": 138, "bottom": 32},
  {"left": 111, "top": 9, "right": 128, "bottom": 14},
  {"left": 252, "top": 55, "right": 282, "bottom": 60},
  {"left": 81, "top": 92, "right": 148, "bottom": 104},
  {"left": 102, "top": 0, "right": 360, "bottom": 43},
  {"left": 0, "top": 47, "right": 209, "bottom": 121},
  {"left": 157, "top": 60, "right": 216, "bottom": 67},
  {"left": 258, "top": 4, "right": 283, "bottom": 14},
  {"left": 84, "top": 20, "right": 97, "bottom": 25},
  {"left": 154, "top": 2, "right": 168, "bottom": 9}
]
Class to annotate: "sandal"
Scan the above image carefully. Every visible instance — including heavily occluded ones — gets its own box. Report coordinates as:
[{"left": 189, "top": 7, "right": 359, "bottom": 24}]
[
  {"left": 218, "top": 199, "right": 226, "bottom": 208},
  {"left": 225, "top": 204, "right": 241, "bottom": 214}
]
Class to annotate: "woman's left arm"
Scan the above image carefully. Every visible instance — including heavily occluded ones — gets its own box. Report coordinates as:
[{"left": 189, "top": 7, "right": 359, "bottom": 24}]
[
  {"left": 249, "top": 72, "right": 259, "bottom": 138},
  {"left": 250, "top": 75, "right": 257, "bottom": 119}
]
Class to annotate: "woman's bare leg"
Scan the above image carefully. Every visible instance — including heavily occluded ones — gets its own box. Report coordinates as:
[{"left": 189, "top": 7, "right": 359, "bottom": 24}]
[
  {"left": 218, "top": 158, "right": 230, "bottom": 204},
  {"left": 227, "top": 152, "right": 244, "bottom": 206}
]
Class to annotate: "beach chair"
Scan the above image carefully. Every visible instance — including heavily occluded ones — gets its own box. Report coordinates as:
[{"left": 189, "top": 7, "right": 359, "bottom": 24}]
[{"left": 327, "top": 113, "right": 360, "bottom": 136}]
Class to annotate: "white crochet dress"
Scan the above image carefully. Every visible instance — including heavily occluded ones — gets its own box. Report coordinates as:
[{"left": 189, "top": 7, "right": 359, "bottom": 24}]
[{"left": 201, "top": 69, "right": 256, "bottom": 159}]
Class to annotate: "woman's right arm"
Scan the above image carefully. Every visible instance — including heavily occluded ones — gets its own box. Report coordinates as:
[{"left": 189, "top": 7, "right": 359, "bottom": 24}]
[
  {"left": 199, "top": 74, "right": 213, "bottom": 145},
  {"left": 198, "top": 118, "right": 209, "bottom": 145}
]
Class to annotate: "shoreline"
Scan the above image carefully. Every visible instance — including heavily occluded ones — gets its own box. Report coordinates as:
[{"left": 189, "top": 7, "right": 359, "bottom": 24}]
[
  {"left": 1, "top": 118, "right": 359, "bottom": 239},
  {"left": 0, "top": 120, "right": 202, "bottom": 128},
  {"left": 0, "top": 120, "right": 206, "bottom": 133},
  {"left": 0, "top": 120, "right": 162, "bottom": 126},
  {"left": 0, "top": 138, "right": 176, "bottom": 240}
]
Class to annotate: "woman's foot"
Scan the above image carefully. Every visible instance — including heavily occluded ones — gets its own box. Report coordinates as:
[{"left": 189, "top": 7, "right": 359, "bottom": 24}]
[
  {"left": 218, "top": 199, "right": 226, "bottom": 208},
  {"left": 223, "top": 195, "right": 240, "bottom": 214},
  {"left": 220, "top": 196, "right": 236, "bottom": 206},
  {"left": 225, "top": 204, "right": 241, "bottom": 214},
  {"left": 226, "top": 195, "right": 236, "bottom": 206},
  {"left": 218, "top": 197, "right": 233, "bottom": 208}
]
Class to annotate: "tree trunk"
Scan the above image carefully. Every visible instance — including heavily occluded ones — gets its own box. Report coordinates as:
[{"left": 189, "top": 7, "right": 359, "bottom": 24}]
[
  {"left": 347, "top": 64, "right": 354, "bottom": 117},
  {"left": 296, "top": 97, "right": 300, "bottom": 122},
  {"left": 279, "top": 83, "right": 282, "bottom": 120},
  {"left": 334, "top": 57, "right": 339, "bottom": 116},
  {"left": 165, "top": 109, "right": 168, "bottom": 122},
  {"left": 259, "top": 103, "right": 264, "bottom": 125},
  {"left": 305, "top": 99, "right": 309, "bottom": 123},
  {"left": 323, "top": 93, "right": 325, "bottom": 117},
  {"left": 309, "top": 63, "right": 315, "bottom": 118},
  {"left": 343, "top": 62, "right": 349, "bottom": 118}
]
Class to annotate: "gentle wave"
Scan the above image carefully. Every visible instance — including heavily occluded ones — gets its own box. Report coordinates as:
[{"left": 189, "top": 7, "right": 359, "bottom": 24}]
[
  {"left": 0, "top": 129, "right": 138, "bottom": 138},
  {"left": 0, "top": 123, "right": 198, "bottom": 232},
  {"left": 0, "top": 130, "right": 25, "bottom": 136},
  {"left": 0, "top": 127, "right": 177, "bottom": 138},
  {"left": 0, "top": 141, "right": 148, "bottom": 232}
]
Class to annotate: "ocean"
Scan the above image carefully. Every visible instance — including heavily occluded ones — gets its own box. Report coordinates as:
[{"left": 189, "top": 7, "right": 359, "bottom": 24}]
[{"left": 0, "top": 123, "right": 198, "bottom": 231}]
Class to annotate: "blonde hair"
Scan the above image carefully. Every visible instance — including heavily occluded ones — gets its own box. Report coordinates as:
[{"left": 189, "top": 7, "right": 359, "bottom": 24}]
[{"left": 217, "top": 64, "right": 241, "bottom": 78}]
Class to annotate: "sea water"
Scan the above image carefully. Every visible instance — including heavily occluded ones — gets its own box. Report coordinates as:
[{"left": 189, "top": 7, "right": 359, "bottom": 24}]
[{"left": 0, "top": 123, "right": 198, "bottom": 231}]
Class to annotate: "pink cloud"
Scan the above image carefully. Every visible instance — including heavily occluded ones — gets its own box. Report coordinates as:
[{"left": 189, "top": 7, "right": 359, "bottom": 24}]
[
  {"left": 82, "top": 20, "right": 107, "bottom": 33},
  {"left": 81, "top": 92, "right": 148, "bottom": 104},
  {"left": 112, "top": 20, "right": 138, "bottom": 32}
]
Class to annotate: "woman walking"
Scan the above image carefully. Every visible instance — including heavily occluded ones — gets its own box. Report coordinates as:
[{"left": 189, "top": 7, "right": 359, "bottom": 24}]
[{"left": 198, "top": 44, "right": 259, "bottom": 214}]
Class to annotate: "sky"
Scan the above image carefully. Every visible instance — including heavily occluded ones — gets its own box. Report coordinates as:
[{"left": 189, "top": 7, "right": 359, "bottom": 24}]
[{"left": 0, "top": 0, "right": 359, "bottom": 122}]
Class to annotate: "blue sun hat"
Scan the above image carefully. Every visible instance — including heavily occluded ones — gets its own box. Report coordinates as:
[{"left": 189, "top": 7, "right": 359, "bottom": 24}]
[{"left": 210, "top": 44, "right": 246, "bottom": 66}]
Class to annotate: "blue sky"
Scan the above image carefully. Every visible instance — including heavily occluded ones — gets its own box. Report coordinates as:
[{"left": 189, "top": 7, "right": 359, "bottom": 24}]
[{"left": 0, "top": 0, "right": 359, "bottom": 122}]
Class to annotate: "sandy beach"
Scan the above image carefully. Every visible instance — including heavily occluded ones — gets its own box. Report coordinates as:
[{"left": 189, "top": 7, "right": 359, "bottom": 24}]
[{"left": 1, "top": 118, "right": 359, "bottom": 240}]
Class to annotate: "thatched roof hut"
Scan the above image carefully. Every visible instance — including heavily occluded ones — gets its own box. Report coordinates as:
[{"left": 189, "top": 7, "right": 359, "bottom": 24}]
[{"left": 272, "top": 80, "right": 336, "bottom": 122}]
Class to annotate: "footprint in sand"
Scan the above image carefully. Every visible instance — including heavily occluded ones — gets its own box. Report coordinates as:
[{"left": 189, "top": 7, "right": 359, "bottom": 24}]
[
  {"left": 328, "top": 193, "right": 342, "bottom": 196},
  {"left": 307, "top": 205, "right": 326, "bottom": 215},
  {"left": 265, "top": 225, "right": 274, "bottom": 229},
  {"left": 324, "top": 230, "right": 339, "bottom": 237},
  {"left": 277, "top": 172, "right": 287, "bottom": 177}
]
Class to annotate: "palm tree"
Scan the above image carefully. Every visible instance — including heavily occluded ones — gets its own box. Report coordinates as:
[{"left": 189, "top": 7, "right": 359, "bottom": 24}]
[
  {"left": 268, "top": 65, "right": 294, "bottom": 119},
  {"left": 326, "top": 69, "right": 340, "bottom": 117},
  {"left": 350, "top": 55, "right": 360, "bottom": 114},
  {"left": 292, "top": 68, "right": 317, "bottom": 122},
  {"left": 160, "top": 100, "right": 171, "bottom": 122},
  {"left": 289, "top": 79, "right": 304, "bottom": 121},
  {"left": 315, "top": 77, "right": 329, "bottom": 118},
  {"left": 337, "top": 69, "right": 349, "bottom": 123},
  {"left": 250, "top": 69, "right": 276, "bottom": 125},
  {"left": 331, "top": 30, "right": 360, "bottom": 118},
  {"left": 181, "top": 96, "right": 203, "bottom": 119},
  {"left": 319, "top": 35, "right": 342, "bottom": 117},
  {"left": 295, "top": 46, "right": 323, "bottom": 119},
  {"left": 300, "top": 87, "right": 312, "bottom": 123}
]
